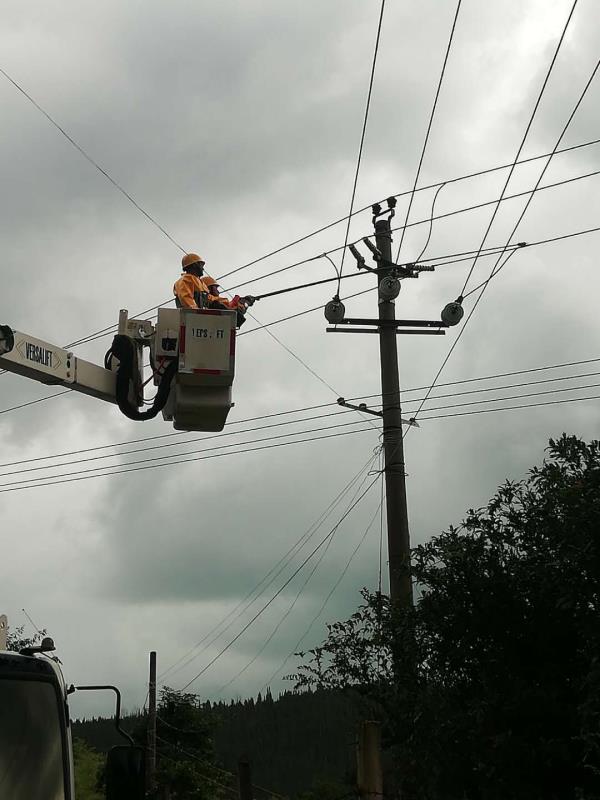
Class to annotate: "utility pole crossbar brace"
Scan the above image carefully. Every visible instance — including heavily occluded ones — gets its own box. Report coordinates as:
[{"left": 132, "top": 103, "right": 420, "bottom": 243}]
[
  {"left": 337, "top": 397, "right": 419, "bottom": 427},
  {"left": 327, "top": 327, "right": 445, "bottom": 335}
]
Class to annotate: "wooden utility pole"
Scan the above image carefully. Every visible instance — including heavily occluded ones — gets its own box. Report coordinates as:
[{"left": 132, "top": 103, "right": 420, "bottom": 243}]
[
  {"left": 375, "top": 216, "right": 413, "bottom": 608},
  {"left": 0, "top": 615, "right": 7, "bottom": 650},
  {"left": 238, "top": 759, "right": 253, "bottom": 800},
  {"left": 146, "top": 651, "right": 157, "bottom": 794},
  {"left": 357, "top": 720, "right": 383, "bottom": 800},
  {"left": 330, "top": 203, "right": 448, "bottom": 607}
]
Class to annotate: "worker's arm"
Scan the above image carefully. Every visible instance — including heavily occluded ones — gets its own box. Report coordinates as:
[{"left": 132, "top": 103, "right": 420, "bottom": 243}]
[
  {"left": 174, "top": 274, "right": 199, "bottom": 309},
  {"left": 208, "top": 292, "right": 234, "bottom": 309}
]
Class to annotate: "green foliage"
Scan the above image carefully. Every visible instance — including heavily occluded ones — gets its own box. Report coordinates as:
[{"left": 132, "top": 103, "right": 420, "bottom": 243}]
[
  {"left": 296, "top": 777, "right": 353, "bottom": 800},
  {"left": 73, "top": 738, "right": 104, "bottom": 800},
  {"left": 292, "top": 434, "right": 600, "bottom": 799},
  {"left": 6, "top": 625, "right": 46, "bottom": 652},
  {"left": 74, "top": 688, "right": 360, "bottom": 797},
  {"left": 153, "top": 687, "right": 227, "bottom": 800}
]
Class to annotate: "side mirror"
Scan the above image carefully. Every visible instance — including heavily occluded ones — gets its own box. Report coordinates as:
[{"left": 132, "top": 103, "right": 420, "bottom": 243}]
[{"left": 106, "top": 745, "right": 145, "bottom": 800}]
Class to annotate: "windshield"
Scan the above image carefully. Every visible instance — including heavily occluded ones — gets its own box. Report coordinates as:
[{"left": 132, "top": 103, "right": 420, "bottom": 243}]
[{"left": 0, "top": 678, "right": 67, "bottom": 800}]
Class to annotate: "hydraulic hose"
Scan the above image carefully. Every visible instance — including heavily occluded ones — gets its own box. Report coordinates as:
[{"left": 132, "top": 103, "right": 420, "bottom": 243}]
[{"left": 108, "top": 334, "right": 177, "bottom": 421}]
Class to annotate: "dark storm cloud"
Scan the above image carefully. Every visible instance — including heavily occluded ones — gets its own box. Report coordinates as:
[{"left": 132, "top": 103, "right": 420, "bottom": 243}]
[{"left": 1, "top": 0, "right": 599, "bottom": 714}]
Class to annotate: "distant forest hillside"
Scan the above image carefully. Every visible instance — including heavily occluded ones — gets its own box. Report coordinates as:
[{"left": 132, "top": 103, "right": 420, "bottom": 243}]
[{"left": 73, "top": 688, "right": 367, "bottom": 796}]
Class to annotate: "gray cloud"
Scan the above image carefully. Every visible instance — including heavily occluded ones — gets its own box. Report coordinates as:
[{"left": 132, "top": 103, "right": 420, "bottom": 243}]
[{"left": 1, "top": 0, "right": 599, "bottom": 717}]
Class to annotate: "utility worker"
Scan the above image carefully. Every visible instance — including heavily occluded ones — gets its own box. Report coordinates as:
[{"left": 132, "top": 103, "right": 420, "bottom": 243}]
[
  {"left": 203, "top": 274, "right": 255, "bottom": 328},
  {"left": 174, "top": 254, "right": 253, "bottom": 327},
  {"left": 173, "top": 253, "right": 210, "bottom": 309}
]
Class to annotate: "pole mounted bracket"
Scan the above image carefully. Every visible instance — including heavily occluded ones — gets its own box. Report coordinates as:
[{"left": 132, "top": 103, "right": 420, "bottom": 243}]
[{"left": 337, "top": 397, "right": 419, "bottom": 427}]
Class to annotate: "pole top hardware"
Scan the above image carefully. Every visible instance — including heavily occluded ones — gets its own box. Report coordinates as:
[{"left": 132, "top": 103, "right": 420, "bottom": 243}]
[
  {"left": 350, "top": 239, "right": 422, "bottom": 280},
  {"left": 337, "top": 397, "right": 419, "bottom": 427},
  {"left": 371, "top": 197, "right": 397, "bottom": 224}
]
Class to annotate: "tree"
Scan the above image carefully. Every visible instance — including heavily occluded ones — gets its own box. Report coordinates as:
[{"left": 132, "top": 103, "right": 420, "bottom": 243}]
[
  {"left": 6, "top": 625, "right": 47, "bottom": 652},
  {"left": 73, "top": 738, "right": 104, "bottom": 800},
  {"left": 153, "top": 687, "right": 228, "bottom": 799},
  {"left": 291, "top": 435, "right": 600, "bottom": 799}
]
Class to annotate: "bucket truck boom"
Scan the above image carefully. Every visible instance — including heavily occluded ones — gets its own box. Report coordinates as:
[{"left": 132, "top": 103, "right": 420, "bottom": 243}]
[{"left": 0, "top": 306, "right": 237, "bottom": 432}]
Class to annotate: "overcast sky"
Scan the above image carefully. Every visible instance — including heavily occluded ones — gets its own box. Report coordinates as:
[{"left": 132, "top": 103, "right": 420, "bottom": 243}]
[{"left": 1, "top": 0, "right": 599, "bottom": 719}]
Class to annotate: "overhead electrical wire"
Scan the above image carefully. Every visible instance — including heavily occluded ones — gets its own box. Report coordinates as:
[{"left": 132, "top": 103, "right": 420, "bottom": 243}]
[
  {"left": 260, "top": 495, "right": 382, "bottom": 693},
  {"left": 155, "top": 736, "right": 283, "bottom": 799},
  {"left": 421, "top": 391, "right": 600, "bottom": 422},
  {"left": 409, "top": 13, "right": 594, "bottom": 428},
  {"left": 214, "top": 465, "right": 378, "bottom": 695},
  {"left": 414, "top": 181, "right": 447, "bottom": 264},
  {"left": 3, "top": 370, "right": 599, "bottom": 480},
  {"left": 1, "top": 54, "right": 598, "bottom": 357},
  {"left": 396, "top": 0, "right": 462, "bottom": 260},
  {"left": 234, "top": 157, "right": 598, "bottom": 304},
  {"left": 0, "top": 410, "right": 360, "bottom": 479},
  {"left": 2, "top": 355, "right": 598, "bottom": 469},
  {"left": 158, "top": 451, "right": 380, "bottom": 682},
  {"left": 0, "top": 66, "right": 186, "bottom": 253},
  {"left": 97, "top": 167, "right": 600, "bottom": 332},
  {"left": 217, "top": 135, "right": 600, "bottom": 284},
  {"left": 0, "top": 418, "right": 379, "bottom": 490},
  {"left": 0, "top": 383, "right": 597, "bottom": 497},
  {"left": 0, "top": 189, "right": 591, "bottom": 387},
  {"left": 459, "top": 0, "right": 580, "bottom": 296},
  {"left": 337, "top": 0, "right": 386, "bottom": 287},
  {"left": 0, "top": 425, "right": 380, "bottom": 496},
  {"left": 0, "top": 69, "right": 343, "bottom": 408},
  {"left": 462, "top": 55, "right": 600, "bottom": 301},
  {"left": 178, "top": 474, "right": 381, "bottom": 691},
  {"left": 154, "top": 737, "right": 238, "bottom": 797}
]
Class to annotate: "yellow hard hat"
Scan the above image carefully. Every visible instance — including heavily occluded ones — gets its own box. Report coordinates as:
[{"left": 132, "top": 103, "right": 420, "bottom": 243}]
[
  {"left": 182, "top": 253, "right": 205, "bottom": 269},
  {"left": 203, "top": 275, "right": 219, "bottom": 288}
]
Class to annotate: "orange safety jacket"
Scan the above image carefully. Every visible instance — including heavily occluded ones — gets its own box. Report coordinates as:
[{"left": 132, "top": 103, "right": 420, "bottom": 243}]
[{"left": 173, "top": 273, "right": 233, "bottom": 310}]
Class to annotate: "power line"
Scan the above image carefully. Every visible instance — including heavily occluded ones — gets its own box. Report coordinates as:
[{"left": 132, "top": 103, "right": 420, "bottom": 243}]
[
  {"left": 410, "top": 13, "right": 592, "bottom": 428},
  {"left": 1, "top": 382, "right": 597, "bottom": 496},
  {"left": 0, "top": 418, "right": 378, "bottom": 490},
  {"left": 462, "top": 55, "right": 600, "bottom": 301},
  {"left": 421, "top": 391, "right": 600, "bottom": 422},
  {"left": 214, "top": 465, "right": 377, "bottom": 696},
  {"left": 404, "top": 380, "right": 600, "bottom": 415},
  {"left": 178, "top": 474, "right": 381, "bottom": 691},
  {"left": 459, "top": 0, "right": 579, "bottom": 295},
  {"left": 217, "top": 135, "right": 600, "bottom": 284},
  {"left": 0, "top": 388, "right": 596, "bottom": 497},
  {"left": 0, "top": 67, "right": 186, "bottom": 253},
  {"left": 0, "top": 409, "right": 358, "bottom": 479},
  {"left": 158, "top": 451, "right": 379, "bottom": 682},
  {"left": 5, "top": 370, "right": 598, "bottom": 480},
  {"left": 154, "top": 736, "right": 238, "bottom": 797},
  {"left": 0, "top": 425, "right": 380, "bottom": 496},
  {"left": 2, "top": 355, "right": 598, "bottom": 468},
  {"left": 1, "top": 202, "right": 592, "bottom": 392},
  {"left": 396, "top": 0, "right": 462, "bottom": 259},
  {"left": 0, "top": 58, "right": 597, "bottom": 366},
  {"left": 260, "top": 495, "right": 382, "bottom": 693},
  {"left": 40, "top": 161, "right": 598, "bottom": 355},
  {"left": 338, "top": 0, "right": 386, "bottom": 286},
  {"left": 155, "top": 736, "right": 283, "bottom": 799},
  {"left": 0, "top": 389, "right": 71, "bottom": 416},
  {"left": 414, "top": 181, "right": 447, "bottom": 264},
  {"left": 348, "top": 359, "right": 600, "bottom": 403},
  {"left": 225, "top": 169, "right": 598, "bottom": 296},
  {"left": 0, "top": 68, "right": 345, "bottom": 414}
]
